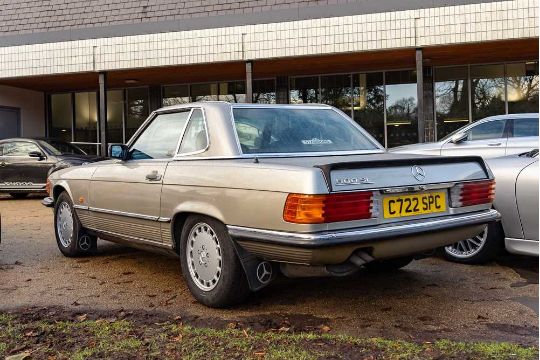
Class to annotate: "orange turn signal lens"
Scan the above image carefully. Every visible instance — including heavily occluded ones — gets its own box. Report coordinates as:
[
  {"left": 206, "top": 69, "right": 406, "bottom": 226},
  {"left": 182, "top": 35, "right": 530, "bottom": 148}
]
[
  {"left": 45, "top": 178, "right": 52, "bottom": 196},
  {"left": 283, "top": 192, "right": 373, "bottom": 224}
]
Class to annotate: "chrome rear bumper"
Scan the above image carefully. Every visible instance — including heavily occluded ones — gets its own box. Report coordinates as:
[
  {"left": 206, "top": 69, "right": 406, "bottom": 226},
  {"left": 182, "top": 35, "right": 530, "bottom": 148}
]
[{"left": 228, "top": 209, "right": 500, "bottom": 248}]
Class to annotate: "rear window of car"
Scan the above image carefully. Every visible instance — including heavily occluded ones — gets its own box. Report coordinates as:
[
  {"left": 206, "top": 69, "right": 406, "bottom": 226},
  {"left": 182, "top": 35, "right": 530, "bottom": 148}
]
[
  {"left": 513, "top": 118, "right": 539, "bottom": 137},
  {"left": 232, "top": 107, "right": 379, "bottom": 154}
]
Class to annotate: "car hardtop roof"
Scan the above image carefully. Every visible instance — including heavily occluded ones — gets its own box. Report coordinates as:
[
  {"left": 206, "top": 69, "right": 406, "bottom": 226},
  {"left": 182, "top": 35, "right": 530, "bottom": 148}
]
[
  {"left": 480, "top": 113, "right": 538, "bottom": 121},
  {"left": 156, "top": 101, "right": 333, "bottom": 113}
]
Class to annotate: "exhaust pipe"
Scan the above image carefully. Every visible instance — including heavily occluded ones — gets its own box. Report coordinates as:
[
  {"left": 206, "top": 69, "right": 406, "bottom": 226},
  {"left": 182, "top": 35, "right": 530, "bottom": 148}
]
[{"left": 281, "top": 250, "right": 376, "bottom": 278}]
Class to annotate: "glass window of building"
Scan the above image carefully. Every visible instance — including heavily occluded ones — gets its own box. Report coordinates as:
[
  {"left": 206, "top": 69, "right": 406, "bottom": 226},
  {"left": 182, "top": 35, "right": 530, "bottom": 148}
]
[
  {"left": 352, "top": 72, "right": 385, "bottom": 145},
  {"left": 107, "top": 90, "right": 125, "bottom": 144},
  {"left": 385, "top": 70, "right": 418, "bottom": 148},
  {"left": 434, "top": 66, "right": 470, "bottom": 140},
  {"left": 74, "top": 92, "right": 98, "bottom": 144},
  {"left": 507, "top": 62, "right": 539, "bottom": 114},
  {"left": 253, "top": 79, "right": 276, "bottom": 104},
  {"left": 50, "top": 93, "right": 73, "bottom": 142},
  {"left": 289, "top": 76, "right": 319, "bottom": 103},
  {"left": 191, "top": 83, "right": 218, "bottom": 102},
  {"left": 162, "top": 84, "right": 190, "bottom": 106},
  {"left": 471, "top": 64, "right": 505, "bottom": 121},
  {"left": 320, "top": 74, "right": 352, "bottom": 116},
  {"left": 126, "top": 87, "right": 149, "bottom": 141},
  {"left": 219, "top": 81, "right": 246, "bottom": 103}
]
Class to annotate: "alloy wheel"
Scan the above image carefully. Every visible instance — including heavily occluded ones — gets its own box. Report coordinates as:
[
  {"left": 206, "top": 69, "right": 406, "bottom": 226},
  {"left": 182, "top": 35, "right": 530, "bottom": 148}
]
[
  {"left": 186, "top": 222, "right": 223, "bottom": 291},
  {"left": 56, "top": 201, "right": 74, "bottom": 248},
  {"left": 444, "top": 225, "right": 488, "bottom": 259}
]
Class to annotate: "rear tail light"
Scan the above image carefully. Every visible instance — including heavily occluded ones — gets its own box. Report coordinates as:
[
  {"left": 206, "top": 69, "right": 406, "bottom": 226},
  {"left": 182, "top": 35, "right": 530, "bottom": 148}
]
[
  {"left": 45, "top": 177, "right": 52, "bottom": 196},
  {"left": 450, "top": 180, "right": 495, "bottom": 207},
  {"left": 284, "top": 191, "right": 375, "bottom": 224}
]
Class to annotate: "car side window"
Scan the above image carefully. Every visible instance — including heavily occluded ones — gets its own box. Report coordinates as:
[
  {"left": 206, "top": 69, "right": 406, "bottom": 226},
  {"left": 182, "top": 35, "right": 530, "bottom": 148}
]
[
  {"left": 466, "top": 120, "right": 506, "bottom": 141},
  {"left": 178, "top": 109, "right": 208, "bottom": 154},
  {"left": 129, "top": 111, "right": 191, "bottom": 160},
  {"left": 2, "top": 142, "right": 40, "bottom": 157},
  {"left": 513, "top": 118, "right": 539, "bottom": 137}
]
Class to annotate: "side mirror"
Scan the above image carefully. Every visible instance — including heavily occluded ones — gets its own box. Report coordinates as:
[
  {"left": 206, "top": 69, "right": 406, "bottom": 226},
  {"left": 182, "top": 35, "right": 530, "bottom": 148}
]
[
  {"left": 108, "top": 144, "right": 128, "bottom": 160},
  {"left": 28, "top": 151, "right": 45, "bottom": 160},
  {"left": 450, "top": 132, "right": 468, "bottom": 144}
]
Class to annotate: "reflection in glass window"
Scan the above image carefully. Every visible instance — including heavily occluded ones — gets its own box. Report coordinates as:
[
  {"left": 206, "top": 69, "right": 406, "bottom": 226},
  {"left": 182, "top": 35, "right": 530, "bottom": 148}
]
[
  {"left": 467, "top": 119, "right": 506, "bottom": 141},
  {"left": 191, "top": 83, "right": 219, "bottom": 102},
  {"left": 2, "top": 142, "right": 40, "bottom": 156},
  {"left": 126, "top": 87, "right": 149, "bottom": 141},
  {"left": 179, "top": 109, "right": 207, "bottom": 154},
  {"left": 289, "top": 76, "right": 319, "bottom": 104},
  {"left": 50, "top": 94, "right": 73, "bottom": 142},
  {"left": 130, "top": 111, "right": 191, "bottom": 159},
  {"left": 219, "top": 81, "right": 246, "bottom": 103},
  {"left": 253, "top": 79, "right": 276, "bottom": 104},
  {"left": 385, "top": 70, "right": 418, "bottom": 148},
  {"left": 507, "top": 62, "right": 539, "bottom": 114},
  {"left": 74, "top": 92, "right": 98, "bottom": 143},
  {"left": 320, "top": 74, "right": 352, "bottom": 116},
  {"left": 232, "top": 108, "right": 378, "bottom": 154},
  {"left": 434, "top": 67, "right": 470, "bottom": 140},
  {"left": 353, "top": 73, "right": 385, "bottom": 145},
  {"left": 163, "top": 85, "right": 190, "bottom": 106},
  {"left": 107, "top": 90, "right": 124, "bottom": 144},
  {"left": 513, "top": 118, "right": 539, "bottom": 137},
  {"left": 471, "top": 64, "right": 505, "bottom": 121}
]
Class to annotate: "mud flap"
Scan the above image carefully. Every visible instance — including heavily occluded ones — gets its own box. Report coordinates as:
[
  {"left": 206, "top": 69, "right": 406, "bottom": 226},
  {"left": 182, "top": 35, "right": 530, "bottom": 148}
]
[{"left": 231, "top": 241, "right": 277, "bottom": 292}]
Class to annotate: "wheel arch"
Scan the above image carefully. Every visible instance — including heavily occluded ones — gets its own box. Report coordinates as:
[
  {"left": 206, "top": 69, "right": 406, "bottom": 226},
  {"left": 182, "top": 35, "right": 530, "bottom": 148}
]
[
  {"left": 169, "top": 204, "right": 226, "bottom": 253},
  {"left": 52, "top": 181, "right": 74, "bottom": 202}
]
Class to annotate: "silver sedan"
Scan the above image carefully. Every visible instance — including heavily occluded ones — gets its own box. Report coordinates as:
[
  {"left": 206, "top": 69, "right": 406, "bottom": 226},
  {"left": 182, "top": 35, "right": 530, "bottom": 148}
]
[
  {"left": 390, "top": 114, "right": 538, "bottom": 159},
  {"left": 444, "top": 149, "right": 539, "bottom": 263}
]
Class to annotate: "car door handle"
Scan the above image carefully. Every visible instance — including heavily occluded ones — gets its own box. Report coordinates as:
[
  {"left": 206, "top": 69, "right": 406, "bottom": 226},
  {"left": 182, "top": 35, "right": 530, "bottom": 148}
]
[
  {"left": 487, "top": 142, "right": 502, "bottom": 146},
  {"left": 145, "top": 171, "right": 162, "bottom": 181}
]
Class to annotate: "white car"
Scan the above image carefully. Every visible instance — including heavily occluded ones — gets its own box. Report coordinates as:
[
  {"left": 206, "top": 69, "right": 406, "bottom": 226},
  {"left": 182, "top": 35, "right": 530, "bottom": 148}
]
[{"left": 389, "top": 114, "right": 538, "bottom": 159}]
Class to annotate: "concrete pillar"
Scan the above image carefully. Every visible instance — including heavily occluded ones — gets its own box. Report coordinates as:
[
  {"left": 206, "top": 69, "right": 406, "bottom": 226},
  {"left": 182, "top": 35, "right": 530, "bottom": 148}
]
[
  {"left": 98, "top": 72, "right": 108, "bottom": 156},
  {"left": 416, "top": 48, "right": 424, "bottom": 143},
  {"left": 245, "top": 61, "right": 253, "bottom": 103},
  {"left": 422, "top": 66, "right": 436, "bottom": 142}
]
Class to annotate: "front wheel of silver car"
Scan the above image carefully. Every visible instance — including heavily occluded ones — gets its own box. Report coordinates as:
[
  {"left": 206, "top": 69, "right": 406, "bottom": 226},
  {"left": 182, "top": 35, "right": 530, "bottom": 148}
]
[
  {"left": 54, "top": 191, "right": 97, "bottom": 257},
  {"left": 444, "top": 222, "right": 504, "bottom": 264},
  {"left": 179, "top": 215, "right": 250, "bottom": 308}
]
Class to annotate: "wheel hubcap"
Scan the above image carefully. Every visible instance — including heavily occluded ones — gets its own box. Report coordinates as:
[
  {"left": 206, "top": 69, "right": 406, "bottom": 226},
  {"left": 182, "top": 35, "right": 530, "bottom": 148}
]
[
  {"left": 445, "top": 225, "right": 488, "bottom": 258},
  {"left": 186, "top": 223, "right": 222, "bottom": 291},
  {"left": 56, "top": 202, "right": 74, "bottom": 248}
]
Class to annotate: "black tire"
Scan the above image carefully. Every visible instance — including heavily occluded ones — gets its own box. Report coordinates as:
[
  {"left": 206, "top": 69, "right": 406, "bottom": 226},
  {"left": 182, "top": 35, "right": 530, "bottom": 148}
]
[
  {"left": 179, "top": 215, "right": 250, "bottom": 308},
  {"left": 9, "top": 193, "right": 28, "bottom": 199},
  {"left": 365, "top": 256, "right": 414, "bottom": 272},
  {"left": 443, "top": 222, "right": 504, "bottom": 264},
  {"left": 54, "top": 191, "right": 97, "bottom": 257}
]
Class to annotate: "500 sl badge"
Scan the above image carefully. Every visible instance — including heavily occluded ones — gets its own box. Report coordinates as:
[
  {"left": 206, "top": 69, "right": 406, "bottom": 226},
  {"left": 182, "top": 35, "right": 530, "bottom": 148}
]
[{"left": 335, "top": 177, "right": 374, "bottom": 186}]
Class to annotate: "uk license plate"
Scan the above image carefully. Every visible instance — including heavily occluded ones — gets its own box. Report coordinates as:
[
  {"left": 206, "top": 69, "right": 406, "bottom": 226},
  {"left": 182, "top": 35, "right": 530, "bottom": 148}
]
[{"left": 383, "top": 191, "right": 446, "bottom": 219}]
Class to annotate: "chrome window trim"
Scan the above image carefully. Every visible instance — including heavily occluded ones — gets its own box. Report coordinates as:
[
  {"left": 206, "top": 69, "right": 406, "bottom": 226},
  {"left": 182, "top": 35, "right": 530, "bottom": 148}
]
[
  {"left": 85, "top": 206, "right": 171, "bottom": 222},
  {"left": 229, "top": 104, "right": 384, "bottom": 156}
]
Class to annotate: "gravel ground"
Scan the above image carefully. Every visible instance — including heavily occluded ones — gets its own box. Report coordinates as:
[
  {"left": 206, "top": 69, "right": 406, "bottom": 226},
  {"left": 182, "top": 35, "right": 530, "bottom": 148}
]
[{"left": 0, "top": 195, "right": 538, "bottom": 346}]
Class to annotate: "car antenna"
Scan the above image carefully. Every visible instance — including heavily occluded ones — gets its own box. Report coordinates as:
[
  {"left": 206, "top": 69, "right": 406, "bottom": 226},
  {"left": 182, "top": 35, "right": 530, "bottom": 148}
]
[{"left": 254, "top": 156, "right": 259, "bottom": 164}]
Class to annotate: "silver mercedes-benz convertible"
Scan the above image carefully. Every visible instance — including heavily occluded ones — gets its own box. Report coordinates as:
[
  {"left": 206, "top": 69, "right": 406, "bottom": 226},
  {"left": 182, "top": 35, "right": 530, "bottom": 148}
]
[{"left": 43, "top": 102, "right": 500, "bottom": 307}]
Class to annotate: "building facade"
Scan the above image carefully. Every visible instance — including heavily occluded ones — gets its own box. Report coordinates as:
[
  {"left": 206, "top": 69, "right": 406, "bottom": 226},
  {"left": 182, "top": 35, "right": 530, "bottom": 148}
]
[{"left": 0, "top": 0, "right": 538, "bottom": 154}]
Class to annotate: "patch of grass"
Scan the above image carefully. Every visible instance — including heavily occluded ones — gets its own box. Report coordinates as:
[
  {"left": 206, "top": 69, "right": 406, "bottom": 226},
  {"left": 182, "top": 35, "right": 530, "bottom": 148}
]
[{"left": 0, "top": 312, "right": 537, "bottom": 360}]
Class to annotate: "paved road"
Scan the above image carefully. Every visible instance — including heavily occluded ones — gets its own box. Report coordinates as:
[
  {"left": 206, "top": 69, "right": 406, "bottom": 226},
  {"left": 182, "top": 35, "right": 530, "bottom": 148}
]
[{"left": 0, "top": 195, "right": 538, "bottom": 345}]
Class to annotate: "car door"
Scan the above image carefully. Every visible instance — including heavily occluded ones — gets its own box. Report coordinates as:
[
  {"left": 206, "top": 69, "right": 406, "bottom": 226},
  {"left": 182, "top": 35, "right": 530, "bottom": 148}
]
[
  {"left": 441, "top": 118, "right": 508, "bottom": 158},
  {"left": 89, "top": 109, "right": 192, "bottom": 244},
  {"left": 0, "top": 141, "right": 52, "bottom": 190},
  {"left": 506, "top": 117, "right": 539, "bottom": 156}
]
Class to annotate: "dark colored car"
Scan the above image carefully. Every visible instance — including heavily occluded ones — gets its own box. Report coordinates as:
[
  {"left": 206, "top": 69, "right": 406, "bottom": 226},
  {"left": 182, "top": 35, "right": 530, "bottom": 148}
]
[{"left": 0, "top": 138, "right": 105, "bottom": 198}]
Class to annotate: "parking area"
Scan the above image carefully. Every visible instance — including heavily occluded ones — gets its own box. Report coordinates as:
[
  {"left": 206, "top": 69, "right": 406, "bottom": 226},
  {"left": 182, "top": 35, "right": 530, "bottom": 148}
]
[{"left": 0, "top": 195, "right": 538, "bottom": 346}]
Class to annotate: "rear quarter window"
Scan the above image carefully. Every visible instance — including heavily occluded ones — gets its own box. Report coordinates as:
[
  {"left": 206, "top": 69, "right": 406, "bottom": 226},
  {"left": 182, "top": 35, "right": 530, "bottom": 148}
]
[{"left": 513, "top": 118, "right": 539, "bottom": 137}]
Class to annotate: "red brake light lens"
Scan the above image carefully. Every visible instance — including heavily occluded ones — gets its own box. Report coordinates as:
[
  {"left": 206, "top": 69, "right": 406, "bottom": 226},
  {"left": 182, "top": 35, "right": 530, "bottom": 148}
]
[
  {"left": 450, "top": 180, "right": 495, "bottom": 207},
  {"left": 284, "top": 192, "right": 375, "bottom": 224}
]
